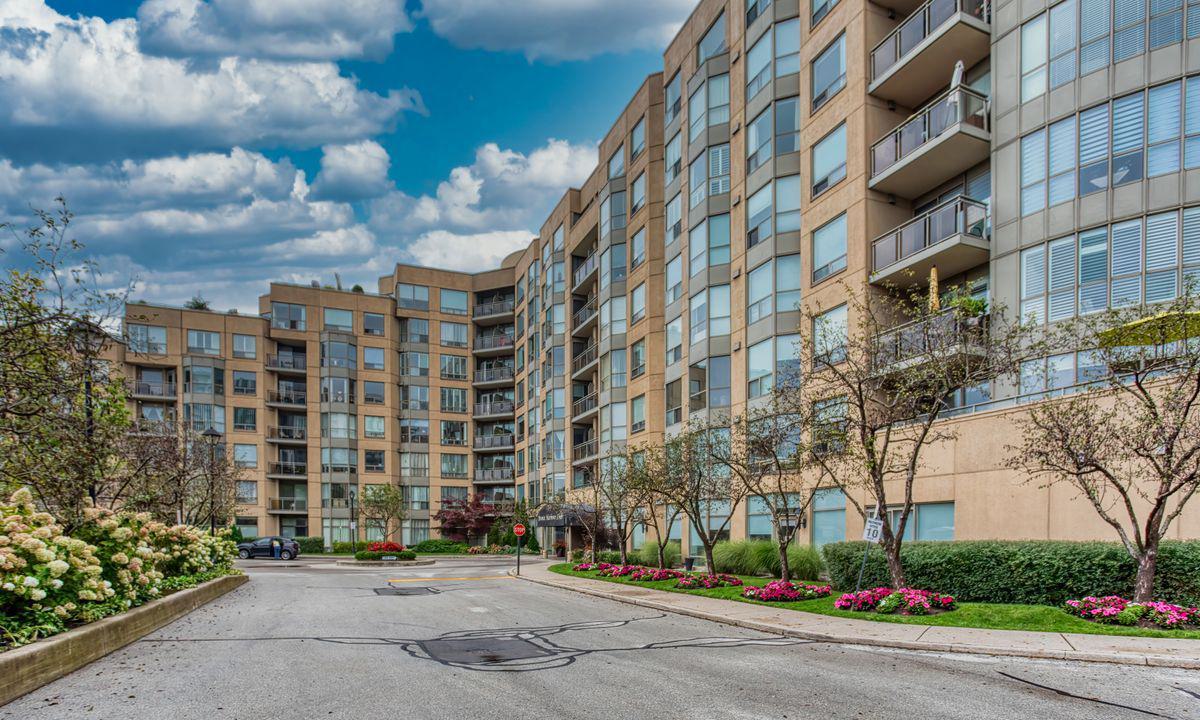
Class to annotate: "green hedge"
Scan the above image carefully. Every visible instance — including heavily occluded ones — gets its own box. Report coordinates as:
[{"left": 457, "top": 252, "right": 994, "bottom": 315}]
[
  {"left": 712, "top": 541, "right": 824, "bottom": 580},
  {"left": 411, "top": 539, "right": 469, "bottom": 554},
  {"left": 354, "top": 550, "right": 417, "bottom": 561},
  {"left": 295, "top": 536, "right": 325, "bottom": 554},
  {"left": 332, "top": 541, "right": 369, "bottom": 554},
  {"left": 822, "top": 540, "right": 1200, "bottom": 606}
]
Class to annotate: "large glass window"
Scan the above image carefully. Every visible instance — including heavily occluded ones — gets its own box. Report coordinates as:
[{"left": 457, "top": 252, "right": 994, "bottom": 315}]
[
  {"left": 708, "top": 143, "right": 731, "bottom": 196},
  {"left": 814, "top": 304, "right": 849, "bottom": 364},
  {"left": 395, "top": 283, "right": 429, "bottom": 310},
  {"left": 747, "top": 32, "right": 772, "bottom": 101},
  {"left": 775, "top": 19, "right": 800, "bottom": 75},
  {"left": 709, "top": 284, "right": 731, "bottom": 337},
  {"left": 440, "top": 289, "right": 468, "bottom": 316},
  {"left": 631, "top": 283, "right": 647, "bottom": 324},
  {"left": 689, "top": 288, "right": 708, "bottom": 343},
  {"left": 748, "top": 338, "right": 774, "bottom": 398},
  {"left": 233, "top": 334, "right": 256, "bottom": 359},
  {"left": 665, "top": 71, "right": 682, "bottom": 126},
  {"left": 667, "top": 193, "right": 683, "bottom": 242},
  {"left": 630, "top": 117, "right": 646, "bottom": 158},
  {"left": 440, "top": 322, "right": 468, "bottom": 348},
  {"left": 812, "top": 124, "right": 847, "bottom": 196},
  {"left": 666, "top": 255, "right": 683, "bottom": 304},
  {"left": 697, "top": 12, "right": 727, "bottom": 64},
  {"left": 811, "top": 488, "right": 846, "bottom": 547},
  {"left": 812, "top": 213, "right": 848, "bottom": 282},
  {"left": 748, "top": 260, "right": 773, "bottom": 323},
  {"left": 666, "top": 317, "right": 683, "bottom": 364},
  {"left": 776, "top": 254, "right": 802, "bottom": 312},
  {"left": 776, "top": 175, "right": 801, "bottom": 233},
  {"left": 747, "top": 183, "right": 773, "bottom": 247},
  {"left": 665, "top": 133, "right": 682, "bottom": 184},
  {"left": 776, "top": 96, "right": 800, "bottom": 154},
  {"left": 127, "top": 324, "right": 167, "bottom": 353},
  {"left": 186, "top": 329, "right": 219, "bottom": 355},
  {"left": 324, "top": 307, "right": 352, "bottom": 331},
  {"left": 812, "top": 34, "right": 846, "bottom": 111},
  {"left": 747, "top": 108, "right": 772, "bottom": 173},
  {"left": 271, "top": 302, "right": 306, "bottom": 330}
]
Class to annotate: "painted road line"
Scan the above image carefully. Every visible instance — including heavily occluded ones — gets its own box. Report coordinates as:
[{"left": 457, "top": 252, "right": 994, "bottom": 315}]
[{"left": 386, "top": 576, "right": 514, "bottom": 583}]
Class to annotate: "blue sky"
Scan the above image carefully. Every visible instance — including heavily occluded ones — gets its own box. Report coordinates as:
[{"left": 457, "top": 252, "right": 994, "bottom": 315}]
[{"left": 0, "top": 0, "right": 692, "bottom": 310}]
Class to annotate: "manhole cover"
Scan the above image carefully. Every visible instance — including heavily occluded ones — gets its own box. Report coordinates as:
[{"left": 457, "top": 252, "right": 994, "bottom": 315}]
[
  {"left": 419, "top": 637, "right": 552, "bottom": 665},
  {"left": 375, "top": 586, "right": 437, "bottom": 596}
]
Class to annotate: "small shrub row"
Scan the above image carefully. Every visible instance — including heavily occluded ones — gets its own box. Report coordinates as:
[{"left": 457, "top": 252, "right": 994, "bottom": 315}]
[
  {"left": 294, "top": 536, "right": 326, "bottom": 554},
  {"left": 822, "top": 540, "right": 1200, "bottom": 607},
  {"left": 834, "top": 587, "right": 957, "bottom": 615},
  {"left": 411, "top": 539, "right": 469, "bottom": 554},
  {"left": 331, "top": 541, "right": 370, "bottom": 554},
  {"left": 354, "top": 550, "right": 417, "bottom": 561},
  {"left": 1064, "top": 596, "right": 1199, "bottom": 629},
  {"left": 573, "top": 562, "right": 742, "bottom": 590},
  {"left": 712, "top": 541, "right": 824, "bottom": 580},
  {"left": 675, "top": 573, "right": 743, "bottom": 589}
]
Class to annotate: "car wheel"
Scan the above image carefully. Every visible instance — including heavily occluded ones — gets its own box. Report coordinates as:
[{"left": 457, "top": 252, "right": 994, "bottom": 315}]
[
  {"left": 280, "top": 550, "right": 293, "bottom": 560},
  {"left": 238, "top": 549, "right": 250, "bottom": 559}
]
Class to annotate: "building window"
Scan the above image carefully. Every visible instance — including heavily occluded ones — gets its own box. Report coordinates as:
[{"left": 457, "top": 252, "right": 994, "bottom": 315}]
[
  {"left": 666, "top": 193, "right": 683, "bottom": 243},
  {"left": 1022, "top": 12, "right": 1049, "bottom": 102},
  {"left": 631, "top": 339, "right": 646, "bottom": 378},
  {"left": 776, "top": 96, "right": 800, "bottom": 155},
  {"left": 690, "top": 74, "right": 730, "bottom": 142},
  {"left": 184, "top": 365, "right": 223, "bottom": 394},
  {"left": 441, "top": 387, "right": 467, "bottom": 413},
  {"left": 233, "top": 407, "right": 256, "bottom": 432},
  {"left": 440, "top": 354, "right": 467, "bottom": 380},
  {"left": 631, "top": 283, "right": 647, "bottom": 324},
  {"left": 813, "top": 304, "right": 849, "bottom": 364},
  {"left": 631, "top": 228, "right": 646, "bottom": 269},
  {"left": 708, "top": 143, "right": 731, "bottom": 196},
  {"left": 812, "top": 0, "right": 839, "bottom": 25},
  {"left": 811, "top": 488, "right": 846, "bottom": 547},
  {"left": 776, "top": 254, "right": 802, "bottom": 312},
  {"left": 689, "top": 499, "right": 731, "bottom": 548},
  {"left": 399, "top": 419, "right": 430, "bottom": 444},
  {"left": 324, "top": 307, "right": 353, "bottom": 332},
  {"left": 271, "top": 302, "right": 306, "bottom": 330},
  {"left": 127, "top": 324, "right": 167, "bottom": 354},
  {"left": 747, "top": 32, "right": 772, "bottom": 101},
  {"left": 321, "top": 413, "right": 356, "bottom": 439},
  {"left": 441, "top": 420, "right": 466, "bottom": 446},
  {"left": 630, "top": 117, "right": 646, "bottom": 159},
  {"left": 363, "top": 346, "right": 385, "bottom": 370},
  {"left": 870, "top": 502, "right": 956, "bottom": 541},
  {"left": 709, "top": 285, "right": 732, "bottom": 336},
  {"left": 400, "top": 317, "right": 429, "bottom": 343},
  {"left": 747, "top": 108, "right": 772, "bottom": 173},
  {"left": 400, "top": 351, "right": 429, "bottom": 377},
  {"left": 666, "top": 255, "right": 683, "bottom": 304},
  {"left": 665, "top": 133, "right": 682, "bottom": 185},
  {"left": 812, "top": 34, "right": 846, "bottom": 111},
  {"left": 747, "top": 183, "right": 773, "bottom": 247},
  {"left": 665, "top": 71, "right": 682, "bottom": 126},
  {"left": 608, "top": 144, "right": 625, "bottom": 179},
  {"left": 812, "top": 213, "right": 848, "bottom": 283},
  {"left": 748, "top": 260, "right": 773, "bottom": 324},
  {"left": 232, "top": 370, "right": 256, "bottom": 396},
  {"left": 365, "top": 415, "right": 386, "bottom": 438},
  {"left": 747, "top": 0, "right": 772, "bottom": 25},
  {"left": 184, "top": 403, "right": 224, "bottom": 433},
  {"left": 776, "top": 333, "right": 802, "bottom": 386},
  {"left": 748, "top": 338, "right": 774, "bottom": 398},
  {"left": 321, "top": 341, "right": 357, "bottom": 369},
  {"left": 441, "top": 453, "right": 468, "bottom": 478},
  {"left": 441, "top": 485, "right": 469, "bottom": 503},
  {"left": 812, "top": 123, "right": 847, "bottom": 197},
  {"left": 631, "top": 173, "right": 646, "bottom": 215},
  {"left": 399, "top": 452, "right": 428, "bottom": 477},
  {"left": 440, "top": 289, "right": 468, "bottom": 316},
  {"left": 631, "top": 395, "right": 646, "bottom": 433},
  {"left": 234, "top": 444, "right": 257, "bottom": 469},
  {"left": 666, "top": 317, "right": 683, "bottom": 365},
  {"left": 441, "top": 321, "right": 468, "bottom": 348},
  {"left": 697, "top": 11, "right": 727, "bottom": 64},
  {"left": 402, "top": 384, "right": 429, "bottom": 410},
  {"left": 776, "top": 18, "right": 800, "bottom": 74},
  {"left": 363, "top": 381, "right": 385, "bottom": 405},
  {"left": 689, "top": 288, "right": 708, "bottom": 344},
  {"left": 232, "top": 334, "right": 256, "bottom": 359},
  {"left": 364, "top": 450, "right": 386, "bottom": 473},
  {"left": 776, "top": 175, "right": 801, "bottom": 233},
  {"left": 236, "top": 517, "right": 259, "bottom": 539},
  {"left": 186, "top": 329, "right": 219, "bottom": 355},
  {"left": 396, "top": 283, "right": 429, "bottom": 310},
  {"left": 363, "top": 312, "right": 385, "bottom": 336},
  {"left": 666, "top": 379, "right": 682, "bottom": 425}
]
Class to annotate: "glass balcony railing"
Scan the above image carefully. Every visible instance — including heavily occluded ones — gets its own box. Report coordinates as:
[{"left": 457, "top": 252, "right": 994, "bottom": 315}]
[
  {"left": 474, "top": 366, "right": 515, "bottom": 383},
  {"left": 573, "top": 439, "right": 599, "bottom": 460},
  {"left": 475, "top": 334, "right": 515, "bottom": 351},
  {"left": 872, "top": 197, "right": 989, "bottom": 273},
  {"left": 267, "top": 462, "right": 307, "bottom": 476},
  {"left": 474, "top": 401, "right": 515, "bottom": 416},
  {"left": 572, "top": 344, "right": 598, "bottom": 373},
  {"left": 573, "top": 252, "right": 598, "bottom": 288},
  {"left": 573, "top": 392, "right": 598, "bottom": 417},
  {"left": 268, "top": 497, "right": 308, "bottom": 512},
  {"left": 266, "top": 355, "right": 306, "bottom": 371},
  {"left": 871, "top": 86, "right": 989, "bottom": 179},
  {"left": 474, "top": 433, "right": 516, "bottom": 449},
  {"left": 871, "top": 0, "right": 989, "bottom": 82}
]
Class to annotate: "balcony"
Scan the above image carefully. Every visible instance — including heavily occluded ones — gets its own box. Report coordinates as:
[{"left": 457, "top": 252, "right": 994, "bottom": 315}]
[
  {"left": 266, "top": 426, "right": 307, "bottom": 444},
  {"left": 266, "top": 462, "right": 307, "bottom": 479},
  {"left": 572, "top": 252, "right": 599, "bottom": 290},
  {"left": 267, "top": 497, "right": 308, "bottom": 514},
  {"left": 572, "top": 392, "right": 599, "bottom": 421},
  {"left": 265, "top": 355, "right": 307, "bottom": 374},
  {"left": 869, "top": 0, "right": 990, "bottom": 107},
  {"left": 868, "top": 86, "right": 990, "bottom": 198},
  {"left": 473, "top": 299, "right": 516, "bottom": 325},
  {"left": 266, "top": 390, "right": 307, "bottom": 408},
  {"left": 473, "top": 400, "right": 515, "bottom": 419},
  {"left": 474, "top": 433, "right": 516, "bottom": 451},
  {"left": 572, "top": 439, "right": 599, "bottom": 465},
  {"left": 572, "top": 298, "right": 598, "bottom": 336},
  {"left": 474, "top": 467, "right": 515, "bottom": 483},
  {"left": 129, "top": 420, "right": 175, "bottom": 436},
  {"left": 572, "top": 344, "right": 599, "bottom": 377},
  {"left": 473, "top": 366, "right": 515, "bottom": 387},
  {"left": 473, "top": 334, "right": 515, "bottom": 357},
  {"left": 127, "top": 381, "right": 176, "bottom": 400},
  {"left": 871, "top": 197, "right": 990, "bottom": 287},
  {"left": 872, "top": 308, "right": 989, "bottom": 374}
]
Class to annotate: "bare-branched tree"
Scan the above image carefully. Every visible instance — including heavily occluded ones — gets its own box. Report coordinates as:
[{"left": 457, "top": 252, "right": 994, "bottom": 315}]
[{"left": 359, "top": 484, "right": 408, "bottom": 543}]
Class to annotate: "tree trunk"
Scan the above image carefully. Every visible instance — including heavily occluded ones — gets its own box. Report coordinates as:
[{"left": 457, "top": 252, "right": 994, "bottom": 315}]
[
  {"left": 885, "top": 541, "right": 906, "bottom": 588},
  {"left": 1132, "top": 546, "right": 1159, "bottom": 603},
  {"left": 656, "top": 542, "right": 667, "bottom": 569},
  {"left": 619, "top": 542, "right": 628, "bottom": 565},
  {"left": 702, "top": 543, "right": 715, "bottom": 575},
  {"left": 777, "top": 542, "right": 791, "bottom": 580}
]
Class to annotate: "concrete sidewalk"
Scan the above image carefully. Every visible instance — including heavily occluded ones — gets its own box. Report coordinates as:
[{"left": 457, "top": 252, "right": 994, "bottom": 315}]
[{"left": 512, "top": 562, "right": 1200, "bottom": 669}]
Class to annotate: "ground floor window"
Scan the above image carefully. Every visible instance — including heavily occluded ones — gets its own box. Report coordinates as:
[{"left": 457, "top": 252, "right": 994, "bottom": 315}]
[
  {"left": 323, "top": 518, "right": 350, "bottom": 546},
  {"left": 366, "top": 520, "right": 386, "bottom": 542},
  {"left": 746, "top": 494, "right": 802, "bottom": 542},
  {"left": 811, "top": 488, "right": 845, "bottom": 548},
  {"left": 279, "top": 517, "right": 307, "bottom": 538},
  {"left": 631, "top": 523, "right": 646, "bottom": 550},
  {"left": 235, "top": 517, "right": 258, "bottom": 539},
  {"left": 403, "top": 520, "right": 430, "bottom": 545},
  {"left": 869, "top": 502, "right": 955, "bottom": 541},
  {"left": 688, "top": 499, "right": 731, "bottom": 550}
]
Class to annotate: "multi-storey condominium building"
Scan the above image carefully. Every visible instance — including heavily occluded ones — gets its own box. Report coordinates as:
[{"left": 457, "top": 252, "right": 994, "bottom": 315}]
[{"left": 117, "top": 0, "right": 1200, "bottom": 550}]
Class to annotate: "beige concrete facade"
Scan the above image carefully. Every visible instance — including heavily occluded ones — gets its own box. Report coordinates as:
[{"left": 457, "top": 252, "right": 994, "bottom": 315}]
[{"left": 118, "top": 0, "right": 1200, "bottom": 551}]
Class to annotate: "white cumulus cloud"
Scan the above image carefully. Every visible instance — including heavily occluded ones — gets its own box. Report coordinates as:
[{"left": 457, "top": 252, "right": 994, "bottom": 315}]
[
  {"left": 310, "top": 140, "right": 392, "bottom": 201},
  {"left": 400, "top": 230, "right": 533, "bottom": 273}
]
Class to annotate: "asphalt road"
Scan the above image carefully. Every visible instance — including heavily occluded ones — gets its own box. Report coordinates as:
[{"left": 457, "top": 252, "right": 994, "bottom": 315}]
[{"left": 4, "top": 556, "right": 1199, "bottom": 720}]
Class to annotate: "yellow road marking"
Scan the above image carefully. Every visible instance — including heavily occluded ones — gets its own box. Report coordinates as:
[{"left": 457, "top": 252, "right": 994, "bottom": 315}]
[{"left": 386, "top": 576, "right": 514, "bottom": 583}]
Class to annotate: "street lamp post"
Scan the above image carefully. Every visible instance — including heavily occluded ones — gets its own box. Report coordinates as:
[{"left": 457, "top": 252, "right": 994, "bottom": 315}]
[
  {"left": 348, "top": 488, "right": 357, "bottom": 550},
  {"left": 201, "top": 427, "right": 223, "bottom": 534}
]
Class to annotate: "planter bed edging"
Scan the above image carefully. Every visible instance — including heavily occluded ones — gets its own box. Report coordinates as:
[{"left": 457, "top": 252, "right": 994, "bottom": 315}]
[
  {"left": 0, "top": 573, "right": 247, "bottom": 707},
  {"left": 335, "top": 559, "right": 436, "bottom": 567}
]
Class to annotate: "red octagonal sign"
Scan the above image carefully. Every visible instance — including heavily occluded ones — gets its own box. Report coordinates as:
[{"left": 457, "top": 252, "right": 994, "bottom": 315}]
[{"left": 513, "top": 523, "right": 526, "bottom": 537}]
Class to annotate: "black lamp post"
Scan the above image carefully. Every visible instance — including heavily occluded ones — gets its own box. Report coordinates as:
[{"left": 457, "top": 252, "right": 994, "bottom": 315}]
[
  {"left": 201, "top": 426, "right": 223, "bottom": 534},
  {"left": 348, "top": 488, "right": 357, "bottom": 549}
]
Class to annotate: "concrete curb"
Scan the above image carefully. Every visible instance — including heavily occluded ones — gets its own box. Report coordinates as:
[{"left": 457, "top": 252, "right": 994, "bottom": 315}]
[
  {"left": 0, "top": 573, "right": 248, "bottom": 707},
  {"left": 511, "top": 569, "right": 1200, "bottom": 670},
  {"left": 334, "top": 559, "right": 437, "bottom": 567}
]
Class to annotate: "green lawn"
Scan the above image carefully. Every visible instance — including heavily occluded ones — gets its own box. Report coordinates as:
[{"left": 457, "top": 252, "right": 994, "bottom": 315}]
[{"left": 549, "top": 564, "right": 1200, "bottom": 640}]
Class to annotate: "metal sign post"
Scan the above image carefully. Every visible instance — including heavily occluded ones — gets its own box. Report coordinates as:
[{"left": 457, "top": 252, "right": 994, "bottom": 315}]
[
  {"left": 855, "top": 510, "right": 884, "bottom": 593},
  {"left": 514, "top": 523, "right": 526, "bottom": 576}
]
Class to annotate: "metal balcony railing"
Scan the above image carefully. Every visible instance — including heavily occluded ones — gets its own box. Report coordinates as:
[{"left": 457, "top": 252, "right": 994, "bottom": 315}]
[
  {"left": 269, "top": 497, "right": 308, "bottom": 512},
  {"left": 574, "top": 439, "right": 599, "bottom": 460},
  {"left": 267, "top": 426, "right": 306, "bottom": 441},
  {"left": 573, "top": 392, "right": 598, "bottom": 417},
  {"left": 871, "top": 86, "right": 989, "bottom": 179},
  {"left": 870, "top": 0, "right": 989, "bottom": 81},
  {"left": 872, "top": 308, "right": 989, "bottom": 370},
  {"left": 872, "top": 197, "right": 989, "bottom": 273},
  {"left": 474, "top": 433, "right": 516, "bottom": 449},
  {"left": 268, "top": 462, "right": 307, "bottom": 476},
  {"left": 128, "top": 381, "right": 176, "bottom": 397},
  {"left": 573, "top": 298, "right": 598, "bottom": 328},
  {"left": 474, "top": 366, "right": 515, "bottom": 383},
  {"left": 266, "top": 355, "right": 307, "bottom": 371},
  {"left": 267, "top": 390, "right": 307, "bottom": 405},
  {"left": 572, "top": 344, "right": 598, "bottom": 373},
  {"left": 475, "top": 334, "right": 515, "bottom": 351},
  {"left": 474, "top": 401, "right": 515, "bottom": 416},
  {"left": 475, "top": 467, "right": 515, "bottom": 482},
  {"left": 474, "top": 299, "right": 515, "bottom": 317},
  {"left": 573, "top": 252, "right": 598, "bottom": 287}
]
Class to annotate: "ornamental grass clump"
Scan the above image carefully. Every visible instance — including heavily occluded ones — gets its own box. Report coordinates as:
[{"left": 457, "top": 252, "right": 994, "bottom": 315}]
[{"left": 742, "top": 580, "right": 832, "bottom": 602}]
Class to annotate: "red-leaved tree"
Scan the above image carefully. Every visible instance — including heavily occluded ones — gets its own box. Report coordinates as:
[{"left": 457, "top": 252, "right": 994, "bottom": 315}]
[{"left": 433, "top": 496, "right": 496, "bottom": 543}]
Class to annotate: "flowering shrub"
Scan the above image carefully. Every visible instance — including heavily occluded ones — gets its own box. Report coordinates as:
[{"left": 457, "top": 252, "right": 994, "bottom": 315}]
[
  {"left": 834, "top": 587, "right": 956, "bottom": 614},
  {"left": 0, "top": 489, "right": 238, "bottom": 650},
  {"left": 630, "top": 567, "right": 684, "bottom": 582},
  {"left": 1064, "top": 596, "right": 1198, "bottom": 629},
  {"left": 598, "top": 564, "right": 638, "bottom": 577},
  {"left": 742, "top": 580, "right": 832, "bottom": 602},
  {"left": 572, "top": 563, "right": 597, "bottom": 571},
  {"left": 367, "top": 542, "right": 405, "bottom": 553},
  {"left": 675, "top": 573, "right": 743, "bottom": 589}
]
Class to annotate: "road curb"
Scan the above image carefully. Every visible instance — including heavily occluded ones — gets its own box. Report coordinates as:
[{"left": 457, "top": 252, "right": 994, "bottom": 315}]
[
  {"left": 510, "top": 569, "right": 1200, "bottom": 670},
  {"left": 0, "top": 573, "right": 248, "bottom": 707}
]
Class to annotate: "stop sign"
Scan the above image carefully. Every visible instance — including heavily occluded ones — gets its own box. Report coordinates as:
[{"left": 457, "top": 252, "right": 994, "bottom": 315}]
[{"left": 513, "top": 523, "right": 526, "bottom": 536}]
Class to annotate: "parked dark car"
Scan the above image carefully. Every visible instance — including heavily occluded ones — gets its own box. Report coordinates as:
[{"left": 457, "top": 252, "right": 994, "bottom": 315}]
[{"left": 237, "top": 536, "right": 300, "bottom": 560}]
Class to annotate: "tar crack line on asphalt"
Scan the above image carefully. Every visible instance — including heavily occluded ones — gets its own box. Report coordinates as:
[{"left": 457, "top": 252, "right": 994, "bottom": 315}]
[
  {"left": 996, "top": 671, "right": 1173, "bottom": 718},
  {"left": 140, "top": 614, "right": 813, "bottom": 673}
]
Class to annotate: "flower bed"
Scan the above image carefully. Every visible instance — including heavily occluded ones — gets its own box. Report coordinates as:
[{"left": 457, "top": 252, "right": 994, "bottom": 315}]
[
  {"left": 630, "top": 567, "right": 684, "bottom": 582},
  {"left": 834, "top": 587, "right": 956, "bottom": 615},
  {"left": 367, "top": 542, "right": 405, "bottom": 553},
  {"left": 353, "top": 550, "right": 417, "bottom": 561},
  {"left": 1, "top": 489, "right": 237, "bottom": 650},
  {"left": 675, "top": 573, "right": 743, "bottom": 589},
  {"left": 742, "top": 580, "right": 832, "bottom": 602},
  {"left": 1064, "top": 596, "right": 1199, "bottom": 630},
  {"left": 466, "top": 544, "right": 511, "bottom": 555}
]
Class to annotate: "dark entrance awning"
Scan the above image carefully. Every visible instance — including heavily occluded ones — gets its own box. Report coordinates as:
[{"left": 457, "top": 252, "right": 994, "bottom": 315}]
[{"left": 533, "top": 504, "right": 595, "bottom": 528}]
